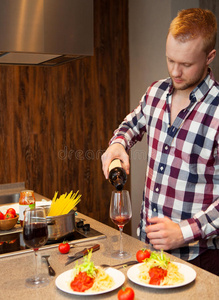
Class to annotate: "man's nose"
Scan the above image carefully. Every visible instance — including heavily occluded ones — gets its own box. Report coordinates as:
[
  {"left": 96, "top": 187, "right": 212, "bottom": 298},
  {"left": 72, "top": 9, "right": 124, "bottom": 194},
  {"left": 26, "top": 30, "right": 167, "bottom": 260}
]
[{"left": 171, "top": 64, "right": 182, "bottom": 77}]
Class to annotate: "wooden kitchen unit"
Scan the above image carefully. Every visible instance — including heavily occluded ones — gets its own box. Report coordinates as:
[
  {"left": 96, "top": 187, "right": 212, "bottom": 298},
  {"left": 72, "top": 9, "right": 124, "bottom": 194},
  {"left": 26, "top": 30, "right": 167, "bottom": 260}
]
[{"left": 0, "top": 0, "right": 130, "bottom": 233}]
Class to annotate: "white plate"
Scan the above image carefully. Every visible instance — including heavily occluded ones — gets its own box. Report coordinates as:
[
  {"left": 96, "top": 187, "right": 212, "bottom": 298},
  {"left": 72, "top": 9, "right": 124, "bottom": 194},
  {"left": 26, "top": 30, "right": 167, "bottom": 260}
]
[
  {"left": 127, "top": 262, "right": 196, "bottom": 289},
  {"left": 55, "top": 267, "right": 125, "bottom": 296}
]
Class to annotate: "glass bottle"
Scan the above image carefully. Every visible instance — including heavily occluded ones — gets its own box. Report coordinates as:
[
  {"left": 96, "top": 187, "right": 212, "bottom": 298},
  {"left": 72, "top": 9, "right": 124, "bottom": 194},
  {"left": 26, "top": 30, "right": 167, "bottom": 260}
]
[{"left": 19, "top": 190, "right": 36, "bottom": 226}]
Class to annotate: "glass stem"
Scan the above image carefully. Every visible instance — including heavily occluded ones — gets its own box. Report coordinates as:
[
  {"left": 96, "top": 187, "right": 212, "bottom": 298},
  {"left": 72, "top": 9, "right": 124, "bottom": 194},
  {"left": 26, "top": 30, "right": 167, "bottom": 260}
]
[
  {"left": 119, "top": 226, "right": 124, "bottom": 254},
  {"left": 34, "top": 250, "right": 39, "bottom": 280}
]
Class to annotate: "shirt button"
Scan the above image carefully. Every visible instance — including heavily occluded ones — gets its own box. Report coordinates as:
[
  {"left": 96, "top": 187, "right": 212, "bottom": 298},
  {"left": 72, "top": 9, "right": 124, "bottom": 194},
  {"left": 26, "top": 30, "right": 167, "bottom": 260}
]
[
  {"left": 153, "top": 208, "right": 157, "bottom": 212},
  {"left": 155, "top": 187, "right": 159, "bottom": 192},
  {"left": 160, "top": 166, "right": 164, "bottom": 171},
  {"left": 165, "top": 145, "right": 168, "bottom": 150}
]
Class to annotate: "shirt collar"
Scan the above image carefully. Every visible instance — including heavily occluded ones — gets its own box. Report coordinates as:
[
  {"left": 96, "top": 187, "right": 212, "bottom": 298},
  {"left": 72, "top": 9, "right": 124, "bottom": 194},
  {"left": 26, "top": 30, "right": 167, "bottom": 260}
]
[
  {"left": 167, "top": 68, "right": 216, "bottom": 103},
  {"left": 191, "top": 68, "right": 215, "bottom": 103}
]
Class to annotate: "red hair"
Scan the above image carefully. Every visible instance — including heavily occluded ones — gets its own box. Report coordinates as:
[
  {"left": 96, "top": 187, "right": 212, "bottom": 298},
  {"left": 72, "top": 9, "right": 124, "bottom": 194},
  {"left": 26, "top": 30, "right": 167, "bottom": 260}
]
[{"left": 168, "top": 8, "right": 217, "bottom": 53}]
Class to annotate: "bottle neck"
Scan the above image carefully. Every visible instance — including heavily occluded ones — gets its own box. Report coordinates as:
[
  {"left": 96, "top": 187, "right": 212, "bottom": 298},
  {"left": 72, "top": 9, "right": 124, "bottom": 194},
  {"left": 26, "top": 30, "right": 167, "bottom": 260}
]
[{"left": 114, "top": 179, "right": 123, "bottom": 191}]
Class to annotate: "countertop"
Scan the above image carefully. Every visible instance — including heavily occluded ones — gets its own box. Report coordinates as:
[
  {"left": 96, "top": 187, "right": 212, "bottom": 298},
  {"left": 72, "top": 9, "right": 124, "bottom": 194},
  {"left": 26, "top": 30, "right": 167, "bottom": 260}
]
[{"left": 0, "top": 186, "right": 219, "bottom": 300}]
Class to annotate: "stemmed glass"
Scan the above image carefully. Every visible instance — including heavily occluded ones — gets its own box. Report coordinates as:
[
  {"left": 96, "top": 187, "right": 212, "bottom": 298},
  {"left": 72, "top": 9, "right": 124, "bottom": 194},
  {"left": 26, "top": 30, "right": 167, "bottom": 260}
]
[
  {"left": 23, "top": 207, "right": 49, "bottom": 287},
  {"left": 110, "top": 190, "right": 132, "bottom": 259}
]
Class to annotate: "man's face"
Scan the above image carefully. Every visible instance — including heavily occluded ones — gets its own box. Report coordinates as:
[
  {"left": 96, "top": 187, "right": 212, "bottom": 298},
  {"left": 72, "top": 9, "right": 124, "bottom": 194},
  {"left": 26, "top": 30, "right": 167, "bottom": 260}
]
[{"left": 166, "top": 33, "right": 209, "bottom": 92}]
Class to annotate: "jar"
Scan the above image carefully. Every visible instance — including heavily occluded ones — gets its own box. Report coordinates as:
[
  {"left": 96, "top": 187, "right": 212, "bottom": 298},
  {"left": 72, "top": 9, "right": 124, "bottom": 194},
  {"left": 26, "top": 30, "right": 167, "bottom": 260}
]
[{"left": 19, "top": 190, "right": 36, "bottom": 226}]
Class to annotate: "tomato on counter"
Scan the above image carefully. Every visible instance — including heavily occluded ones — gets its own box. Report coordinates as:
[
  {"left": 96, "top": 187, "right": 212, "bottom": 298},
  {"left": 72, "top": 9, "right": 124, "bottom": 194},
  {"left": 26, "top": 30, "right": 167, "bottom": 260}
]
[
  {"left": 58, "top": 241, "right": 70, "bottom": 254},
  {"left": 118, "top": 287, "right": 135, "bottom": 300}
]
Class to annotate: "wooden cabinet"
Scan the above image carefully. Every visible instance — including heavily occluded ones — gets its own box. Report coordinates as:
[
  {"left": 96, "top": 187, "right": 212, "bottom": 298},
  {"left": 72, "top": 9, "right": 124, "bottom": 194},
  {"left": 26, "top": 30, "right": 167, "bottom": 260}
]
[{"left": 0, "top": 0, "right": 130, "bottom": 233}]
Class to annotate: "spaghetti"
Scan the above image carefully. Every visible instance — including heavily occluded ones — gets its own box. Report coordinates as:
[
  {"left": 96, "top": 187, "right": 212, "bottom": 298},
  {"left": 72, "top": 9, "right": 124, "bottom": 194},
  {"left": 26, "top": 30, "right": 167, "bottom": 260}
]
[{"left": 87, "top": 267, "right": 115, "bottom": 292}]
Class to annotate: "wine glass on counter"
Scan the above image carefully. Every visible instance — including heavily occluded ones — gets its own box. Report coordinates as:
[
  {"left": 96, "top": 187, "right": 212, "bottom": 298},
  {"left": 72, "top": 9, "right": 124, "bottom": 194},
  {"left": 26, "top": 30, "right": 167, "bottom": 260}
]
[
  {"left": 23, "top": 207, "right": 49, "bottom": 287},
  {"left": 110, "top": 190, "right": 132, "bottom": 259}
]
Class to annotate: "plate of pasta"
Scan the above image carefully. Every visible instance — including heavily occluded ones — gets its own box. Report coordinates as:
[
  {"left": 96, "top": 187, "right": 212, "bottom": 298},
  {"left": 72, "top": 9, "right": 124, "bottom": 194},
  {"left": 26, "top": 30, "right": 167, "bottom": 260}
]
[
  {"left": 127, "top": 251, "right": 196, "bottom": 289},
  {"left": 56, "top": 267, "right": 125, "bottom": 295},
  {"left": 55, "top": 251, "right": 125, "bottom": 295}
]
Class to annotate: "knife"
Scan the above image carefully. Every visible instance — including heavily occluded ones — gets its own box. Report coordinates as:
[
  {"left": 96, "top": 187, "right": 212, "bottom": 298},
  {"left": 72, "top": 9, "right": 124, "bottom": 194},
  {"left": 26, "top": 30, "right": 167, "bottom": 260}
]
[{"left": 65, "top": 244, "right": 100, "bottom": 266}]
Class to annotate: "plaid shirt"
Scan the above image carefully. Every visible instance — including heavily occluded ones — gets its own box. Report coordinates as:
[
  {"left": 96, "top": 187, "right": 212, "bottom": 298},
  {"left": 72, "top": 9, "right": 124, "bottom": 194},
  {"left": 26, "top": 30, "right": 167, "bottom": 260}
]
[{"left": 110, "top": 70, "right": 219, "bottom": 261}]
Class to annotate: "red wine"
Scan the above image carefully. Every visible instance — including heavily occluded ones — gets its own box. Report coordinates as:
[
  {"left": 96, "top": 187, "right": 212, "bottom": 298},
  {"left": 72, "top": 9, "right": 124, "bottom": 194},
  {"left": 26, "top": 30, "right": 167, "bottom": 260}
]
[
  {"left": 109, "top": 159, "right": 127, "bottom": 191},
  {"left": 23, "top": 223, "right": 48, "bottom": 249},
  {"left": 111, "top": 215, "right": 131, "bottom": 227}
]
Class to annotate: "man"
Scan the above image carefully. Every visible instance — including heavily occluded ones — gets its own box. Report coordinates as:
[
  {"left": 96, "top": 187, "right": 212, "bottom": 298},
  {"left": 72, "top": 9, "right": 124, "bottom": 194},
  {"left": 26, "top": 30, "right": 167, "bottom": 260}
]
[{"left": 101, "top": 8, "right": 219, "bottom": 275}]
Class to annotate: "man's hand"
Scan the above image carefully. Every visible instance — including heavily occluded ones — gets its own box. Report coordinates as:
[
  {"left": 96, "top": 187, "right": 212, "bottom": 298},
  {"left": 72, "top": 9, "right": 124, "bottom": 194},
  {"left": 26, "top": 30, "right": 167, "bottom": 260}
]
[
  {"left": 101, "top": 143, "right": 130, "bottom": 179},
  {"left": 145, "top": 217, "right": 185, "bottom": 250}
]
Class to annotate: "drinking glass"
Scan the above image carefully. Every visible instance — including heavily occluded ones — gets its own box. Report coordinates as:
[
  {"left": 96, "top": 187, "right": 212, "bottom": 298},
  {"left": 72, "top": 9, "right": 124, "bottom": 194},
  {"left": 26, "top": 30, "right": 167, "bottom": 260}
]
[
  {"left": 23, "top": 207, "right": 49, "bottom": 287},
  {"left": 110, "top": 190, "right": 132, "bottom": 259}
]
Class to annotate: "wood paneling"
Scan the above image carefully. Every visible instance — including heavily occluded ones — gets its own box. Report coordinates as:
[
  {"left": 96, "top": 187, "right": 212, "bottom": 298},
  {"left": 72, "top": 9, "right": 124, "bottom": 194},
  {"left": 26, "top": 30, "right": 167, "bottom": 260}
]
[{"left": 0, "top": 0, "right": 131, "bottom": 233}]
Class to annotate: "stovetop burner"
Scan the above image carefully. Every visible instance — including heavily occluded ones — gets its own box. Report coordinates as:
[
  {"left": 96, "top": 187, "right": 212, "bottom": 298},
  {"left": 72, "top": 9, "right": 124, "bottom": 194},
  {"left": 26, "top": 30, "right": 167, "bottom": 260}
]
[{"left": 0, "top": 222, "right": 106, "bottom": 258}]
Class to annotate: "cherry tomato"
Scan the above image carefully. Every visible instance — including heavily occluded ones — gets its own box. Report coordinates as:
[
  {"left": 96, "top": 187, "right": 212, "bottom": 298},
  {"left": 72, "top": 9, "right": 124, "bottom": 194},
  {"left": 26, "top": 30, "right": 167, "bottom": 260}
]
[
  {"left": 118, "top": 287, "right": 135, "bottom": 300},
  {"left": 58, "top": 241, "right": 70, "bottom": 254},
  {"left": 0, "top": 212, "right": 4, "bottom": 220},
  {"left": 136, "top": 248, "right": 151, "bottom": 263},
  {"left": 4, "top": 212, "right": 15, "bottom": 220},
  {"left": 6, "top": 208, "right": 16, "bottom": 217}
]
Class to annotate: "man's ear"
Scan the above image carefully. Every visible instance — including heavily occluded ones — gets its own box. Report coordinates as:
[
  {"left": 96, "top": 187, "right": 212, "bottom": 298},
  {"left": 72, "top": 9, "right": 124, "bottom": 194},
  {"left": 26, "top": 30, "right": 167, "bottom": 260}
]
[{"left": 207, "top": 49, "right": 216, "bottom": 65}]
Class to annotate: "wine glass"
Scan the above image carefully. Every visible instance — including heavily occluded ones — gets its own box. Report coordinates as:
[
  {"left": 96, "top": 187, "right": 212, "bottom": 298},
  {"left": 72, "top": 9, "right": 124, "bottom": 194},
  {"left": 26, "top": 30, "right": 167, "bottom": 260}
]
[
  {"left": 110, "top": 190, "right": 132, "bottom": 259},
  {"left": 23, "top": 207, "right": 49, "bottom": 287}
]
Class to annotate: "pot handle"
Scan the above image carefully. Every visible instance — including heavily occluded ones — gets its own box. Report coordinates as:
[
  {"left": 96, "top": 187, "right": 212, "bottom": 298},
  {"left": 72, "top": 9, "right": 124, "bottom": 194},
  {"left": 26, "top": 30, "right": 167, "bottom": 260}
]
[{"left": 46, "top": 219, "right": 56, "bottom": 226}]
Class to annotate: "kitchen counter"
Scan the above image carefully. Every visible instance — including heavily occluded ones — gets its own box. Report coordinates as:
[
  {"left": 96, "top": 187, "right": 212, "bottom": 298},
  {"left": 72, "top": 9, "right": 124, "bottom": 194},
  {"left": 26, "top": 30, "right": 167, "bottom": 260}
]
[
  {"left": 0, "top": 185, "right": 218, "bottom": 300},
  {"left": 0, "top": 212, "right": 218, "bottom": 300}
]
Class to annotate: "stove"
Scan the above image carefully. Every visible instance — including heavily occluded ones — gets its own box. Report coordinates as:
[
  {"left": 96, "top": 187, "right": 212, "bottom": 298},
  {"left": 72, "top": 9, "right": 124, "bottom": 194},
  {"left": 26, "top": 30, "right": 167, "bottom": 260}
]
[{"left": 0, "top": 218, "right": 106, "bottom": 258}]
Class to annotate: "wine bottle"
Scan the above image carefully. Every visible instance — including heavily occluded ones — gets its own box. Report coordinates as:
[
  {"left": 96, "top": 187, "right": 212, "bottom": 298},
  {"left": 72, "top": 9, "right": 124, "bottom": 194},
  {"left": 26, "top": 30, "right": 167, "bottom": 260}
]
[{"left": 108, "top": 159, "right": 127, "bottom": 191}]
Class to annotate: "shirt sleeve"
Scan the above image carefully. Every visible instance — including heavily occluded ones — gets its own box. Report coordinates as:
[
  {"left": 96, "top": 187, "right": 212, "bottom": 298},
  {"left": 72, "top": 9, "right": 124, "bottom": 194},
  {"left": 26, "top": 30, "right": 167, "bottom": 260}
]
[
  {"left": 110, "top": 94, "right": 147, "bottom": 150},
  {"left": 179, "top": 197, "right": 219, "bottom": 243}
]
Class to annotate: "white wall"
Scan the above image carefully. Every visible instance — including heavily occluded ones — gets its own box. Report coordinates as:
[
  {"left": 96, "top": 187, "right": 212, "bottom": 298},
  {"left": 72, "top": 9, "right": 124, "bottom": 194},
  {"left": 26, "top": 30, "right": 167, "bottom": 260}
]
[{"left": 129, "top": 0, "right": 199, "bottom": 238}]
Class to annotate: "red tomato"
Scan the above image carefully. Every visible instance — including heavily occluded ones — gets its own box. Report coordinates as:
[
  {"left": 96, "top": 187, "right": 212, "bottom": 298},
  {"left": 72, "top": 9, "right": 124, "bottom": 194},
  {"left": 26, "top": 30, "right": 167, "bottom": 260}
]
[
  {"left": 4, "top": 212, "right": 15, "bottom": 220},
  {"left": 6, "top": 208, "right": 16, "bottom": 217},
  {"left": 118, "top": 287, "right": 135, "bottom": 300},
  {"left": 136, "top": 248, "right": 151, "bottom": 263},
  {"left": 58, "top": 241, "right": 70, "bottom": 254},
  {"left": 0, "top": 212, "right": 4, "bottom": 220}
]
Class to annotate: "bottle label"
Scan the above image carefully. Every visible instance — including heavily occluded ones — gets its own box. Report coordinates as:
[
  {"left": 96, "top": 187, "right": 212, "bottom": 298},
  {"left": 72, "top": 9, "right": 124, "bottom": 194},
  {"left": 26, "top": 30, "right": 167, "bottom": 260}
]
[
  {"left": 109, "top": 159, "right": 122, "bottom": 171},
  {"left": 19, "top": 203, "right": 35, "bottom": 221}
]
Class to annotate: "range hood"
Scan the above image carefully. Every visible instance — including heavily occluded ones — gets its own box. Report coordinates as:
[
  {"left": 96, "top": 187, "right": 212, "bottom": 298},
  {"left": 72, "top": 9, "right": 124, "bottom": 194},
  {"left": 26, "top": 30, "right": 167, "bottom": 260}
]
[{"left": 0, "top": 0, "right": 93, "bottom": 66}]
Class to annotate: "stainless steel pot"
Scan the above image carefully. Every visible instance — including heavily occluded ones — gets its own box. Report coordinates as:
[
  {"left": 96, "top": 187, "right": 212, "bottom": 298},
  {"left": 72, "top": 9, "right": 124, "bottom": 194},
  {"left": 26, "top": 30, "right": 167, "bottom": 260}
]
[{"left": 44, "top": 206, "right": 76, "bottom": 240}]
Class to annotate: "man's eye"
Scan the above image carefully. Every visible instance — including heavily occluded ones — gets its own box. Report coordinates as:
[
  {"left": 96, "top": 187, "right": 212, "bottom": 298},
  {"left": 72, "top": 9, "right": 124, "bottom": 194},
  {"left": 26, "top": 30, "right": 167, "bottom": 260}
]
[{"left": 183, "top": 64, "right": 191, "bottom": 67}]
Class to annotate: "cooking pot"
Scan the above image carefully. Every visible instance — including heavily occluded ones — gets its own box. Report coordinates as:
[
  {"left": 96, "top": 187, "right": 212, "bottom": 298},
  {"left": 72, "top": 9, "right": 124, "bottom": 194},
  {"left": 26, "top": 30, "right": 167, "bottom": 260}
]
[{"left": 44, "top": 206, "right": 76, "bottom": 241}]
